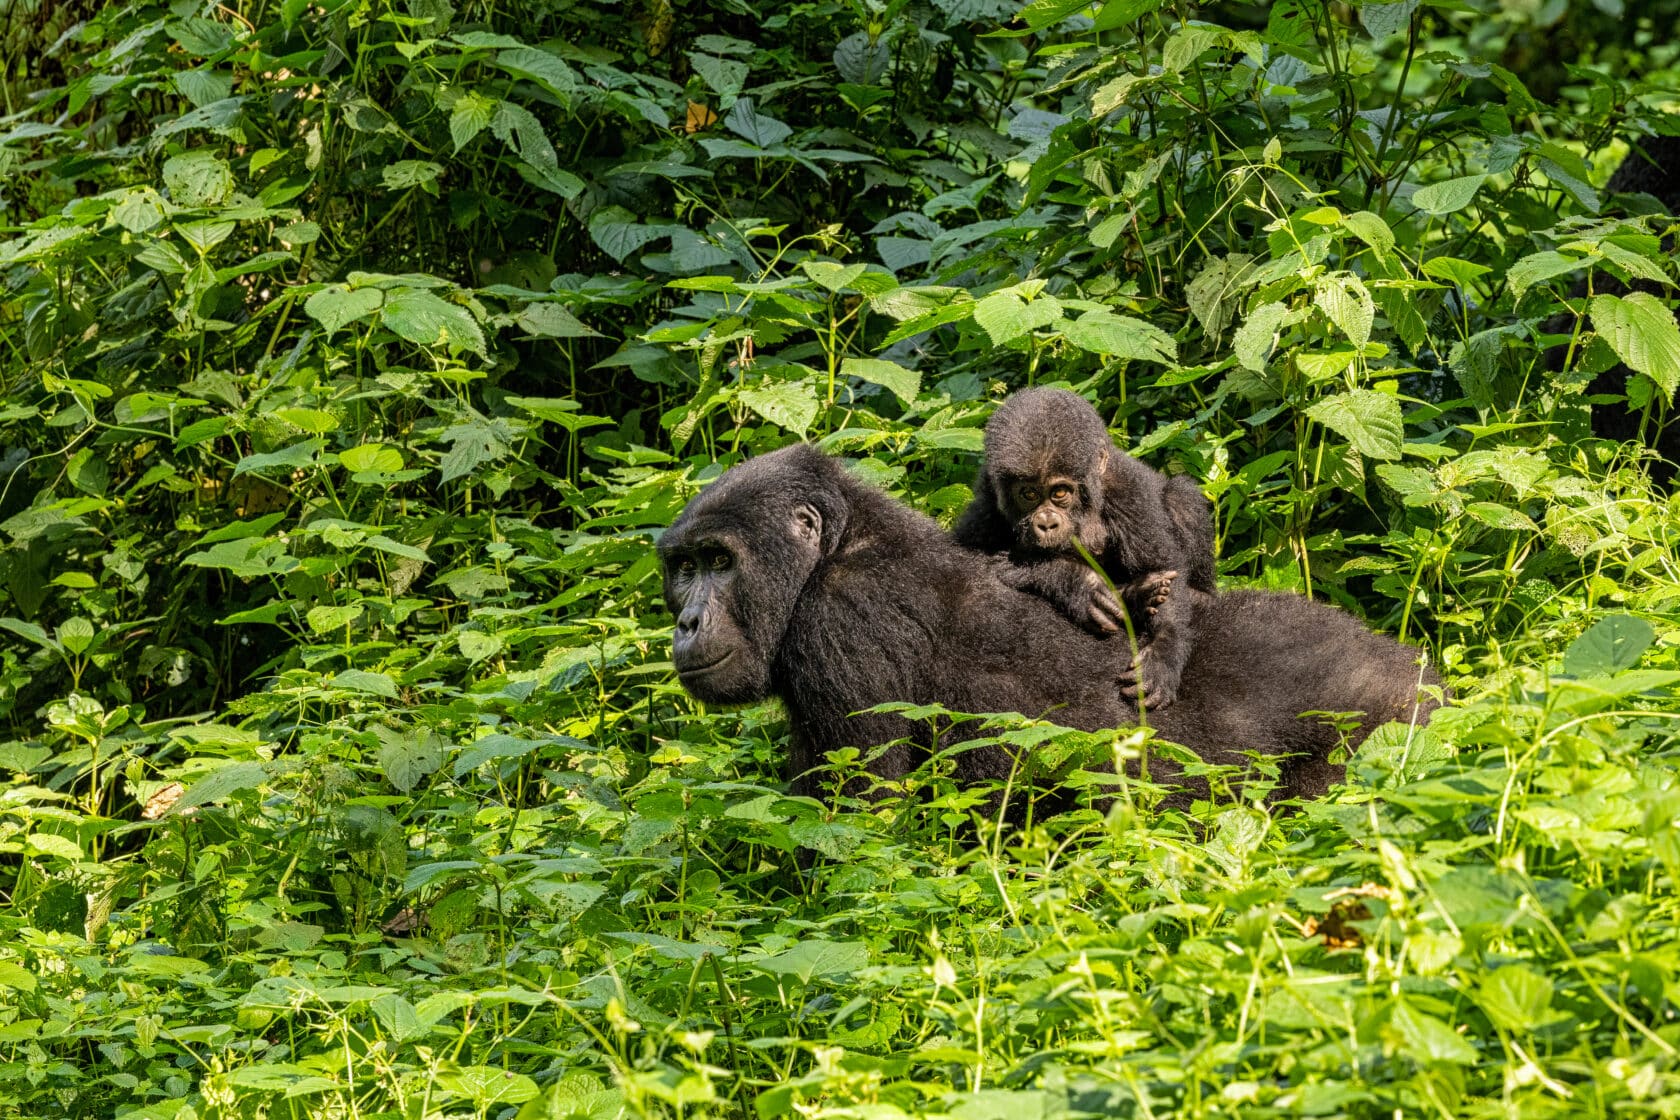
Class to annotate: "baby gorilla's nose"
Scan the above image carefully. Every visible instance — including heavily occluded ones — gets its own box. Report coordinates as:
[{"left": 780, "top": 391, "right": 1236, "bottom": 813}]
[{"left": 1032, "top": 509, "right": 1062, "bottom": 534}]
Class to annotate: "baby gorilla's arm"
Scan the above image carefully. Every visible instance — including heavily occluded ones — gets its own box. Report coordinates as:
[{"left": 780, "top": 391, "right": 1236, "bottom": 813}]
[{"left": 993, "top": 555, "right": 1128, "bottom": 636}]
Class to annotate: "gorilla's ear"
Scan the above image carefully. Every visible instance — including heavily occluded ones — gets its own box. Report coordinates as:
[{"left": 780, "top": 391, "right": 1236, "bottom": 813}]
[
  {"left": 1095, "top": 446, "right": 1110, "bottom": 473},
  {"left": 791, "top": 503, "right": 823, "bottom": 546}
]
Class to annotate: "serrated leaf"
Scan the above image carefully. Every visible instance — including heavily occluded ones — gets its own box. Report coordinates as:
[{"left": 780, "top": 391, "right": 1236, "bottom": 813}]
[
  {"left": 1061, "top": 310, "right": 1177, "bottom": 363},
  {"left": 739, "top": 383, "right": 819, "bottom": 435},
  {"left": 1412, "top": 174, "right": 1486, "bottom": 216},
  {"left": 234, "top": 440, "right": 322, "bottom": 477},
  {"left": 1590, "top": 292, "right": 1680, "bottom": 398},
  {"left": 689, "top": 53, "right": 749, "bottom": 98},
  {"left": 374, "top": 727, "right": 444, "bottom": 794},
  {"left": 724, "top": 98, "right": 793, "bottom": 148},
  {"left": 382, "top": 289, "right": 486, "bottom": 356},
  {"left": 382, "top": 160, "right": 443, "bottom": 190},
  {"left": 1507, "top": 250, "right": 1590, "bottom": 301},
  {"left": 1562, "top": 614, "right": 1654, "bottom": 677},
  {"left": 1478, "top": 965, "right": 1554, "bottom": 1032},
  {"left": 1466, "top": 501, "right": 1538, "bottom": 532},
  {"left": 340, "top": 444, "right": 405, "bottom": 472},
  {"left": 1233, "top": 301, "right": 1288, "bottom": 371},
  {"left": 330, "top": 669, "right": 399, "bottom": 698},
  {"left": 1314, "top": 275, "right": 1374, "bottom": 348},
  {"left": 494, "top": 46, "right": 576, "bottom": 100},
  {"left": 306, "top": 604, "right": 363, "bottom": 635},
  {"left": 973, "top": 290, "right": 1062, "bottom": 346},
  {"left": 1342, "top": 210, "right": 1394, "bottom": 255},
  {"left": 305, "top": 286, "right": 385, "bottom": 335},
  {"left": 841, "top": 358, "right": 920, "bottom": 406},
  {"left": 162, "top": 150, "right": 233, "bottom": 208},
  {"left": 178, "top": 761, "right": 269, "bottom": 812},
  {"left": 449, "top": 93, "right": 496, "bottom": 151},
  {"left": 457, "top": 630, "right": 503, "bottom": 662},
  {"left": 1304, "top": 389, "right": 1403, "bottom": 460},
  {"left": 1360, "top": 0, "right": 1417, "bottom": 39},
  {"left": 750, "top": 940, "right": 868, "bottom": 984},
  {"left": 515, "top": 302, "right": 599, "bottom": 338}
]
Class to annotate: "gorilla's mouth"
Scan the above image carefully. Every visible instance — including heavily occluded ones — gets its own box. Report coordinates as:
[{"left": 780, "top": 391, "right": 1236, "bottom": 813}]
[{"left": 677, "top": 649, "right": 735, "bottom": 676}]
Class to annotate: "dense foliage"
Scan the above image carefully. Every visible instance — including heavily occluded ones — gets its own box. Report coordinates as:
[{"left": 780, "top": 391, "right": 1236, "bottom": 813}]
[{"left": 2, "top": 0, "right": 1680, "bottom": 1115}]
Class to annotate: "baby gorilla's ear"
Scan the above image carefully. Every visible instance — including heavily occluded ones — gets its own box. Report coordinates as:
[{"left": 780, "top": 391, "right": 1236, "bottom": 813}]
[{"left": 791, "top": 503, "right": 823, "bottom": 546}]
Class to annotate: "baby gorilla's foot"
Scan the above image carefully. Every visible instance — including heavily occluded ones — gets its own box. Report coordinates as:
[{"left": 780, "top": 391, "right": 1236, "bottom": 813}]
[
  {"left": 1125, "top": 569, "right": 1177, "bottom": 619},
  {"left": 1119, "top": 645, "right": 1182, "bottom": 709}
]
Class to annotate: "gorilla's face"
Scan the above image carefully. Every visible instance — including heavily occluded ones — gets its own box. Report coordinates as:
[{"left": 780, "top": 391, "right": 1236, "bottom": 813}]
[
  {"left": 658, "top": 468, "right": 829, "bottom": 705},
  {"left": 1000, "top": 473, "right": 1089, "bottom": 553}
]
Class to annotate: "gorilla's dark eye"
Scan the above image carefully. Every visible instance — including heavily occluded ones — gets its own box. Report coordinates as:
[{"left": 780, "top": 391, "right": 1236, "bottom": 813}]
[
  {"left": 1050, "top": 484, "right": 1072, "bottom": 502},
  {"left": 709, "top": 551, "right": 733, "bottom": 572},
  {"left": 676, "top": 557, "right": 697, "bottom": 576},
  {"left": 1019, "top": 486, "right": 1040, "bottom": 504}
]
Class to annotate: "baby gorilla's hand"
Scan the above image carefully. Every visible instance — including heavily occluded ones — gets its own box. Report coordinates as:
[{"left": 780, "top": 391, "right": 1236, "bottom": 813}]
[{"left": 1069, "top": 566, "right": 1126, "bottom": 635}]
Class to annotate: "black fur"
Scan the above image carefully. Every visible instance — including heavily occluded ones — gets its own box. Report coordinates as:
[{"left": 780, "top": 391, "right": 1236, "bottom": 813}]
[
  {"left": 658, "top": 444, "right": 1442, "bottom": 807},
  {"left": 952, "top": 388, "right": 1215, "bottom": 708}
]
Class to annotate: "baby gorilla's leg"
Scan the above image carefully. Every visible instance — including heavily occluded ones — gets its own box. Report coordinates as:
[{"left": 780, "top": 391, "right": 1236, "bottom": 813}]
[{"left": 1120, "top": 569, "right": 1176, "bottom": 630}]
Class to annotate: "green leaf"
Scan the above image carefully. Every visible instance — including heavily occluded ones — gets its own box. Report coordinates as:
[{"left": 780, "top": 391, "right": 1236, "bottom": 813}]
[
  {"left": 515, "top": 302, "right": 599, "bottom": 338},
  {"left": 178, "top": 761, "right": 270, "bottom": 812},
  {"left": 750, "top": 940, "right": 868, "bottom": 984},
  {"left": 449, "top": 92, "right": 497, "bottom": 151},
  {"left": 374, "top": 726, "right": 444, "bottom": 794},
  {"left": 1313, "top": 275, "right": 1374, "bottom": 347},
  {"left": 504, "top": 397, "right": 613, "bottom": 432},
  {"left": 1359, "top": 0, "right": 1417, "bottom": 40},
  {"left": 739, "top": 383, "right": 820, "bottom": 435},
  {"left": 1590, "top": 292, "right": 1680, "bottom": 398},
  {"left": 330, "top": 669, "right": 399, "bottom": 698},
  {"left": 841, "top": 357, "right": 920, "bottom": 406},
  {"left": 457, "top": 630, "right": 502, "bottom": 662},
  {"left": 234, "top": 440, "right": 322, "bottom": 477},
  {"left": 1304, "top": 390, "right": 1403, "bottom": 460},
  {"left": 340, "top": 444, "right": 405, "bottom": 473},
  {"left": 306, "top": 604, "right": 363, "bottom": 635},
  {"left": 305, "top": 286, "right": 385, "bottom": 336},
  {"left": 381, "top": 160, "right": 443, "bottom": 190},
  {"left": 1233, "top": 301, "right": 1288, "bottom": 371},
  {"left": 57, "top": 617, "right": 94, "bottom": 655},
  {"left": 1061, "top": 310, "right": 1177, "bottom": 363},
  {"left": 494, "top": 46, "right": 576, "bottom": 100},
  {"left": 1412, "top": 174, "right": 1486, "bottom": 216},
  {"left": 1342, "top": 210, "right": 1394, "bottom": 255},
  {"left": 1507, "top": 250, "right": 1589, "bottom": 301},
  {"left": 1562, "top": 614, "right": 1654, "bottom": 677},
  {"left": 1388, "top": 1000, "right": 1479, "bottom": 1065},
  {"left": 381, "top": 289, "right": 487, "bottom": 356},
  {"left": 973, "top": 290, "right": 1062, "bottom": 346},
  {"left": 1478, "top": 964, "right": 1554, "bottom": 1031},
  {"left": 162, "top": 150, "right": 233, "bottom": 207},
  {"left": 1466, "top": 502, "right": 1538, "bottom": 532}
]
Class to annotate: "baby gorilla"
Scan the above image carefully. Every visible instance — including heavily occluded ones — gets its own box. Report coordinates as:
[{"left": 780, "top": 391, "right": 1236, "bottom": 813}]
[{"left": 953, "top": 388, "right": 1214, "bottom": 708}]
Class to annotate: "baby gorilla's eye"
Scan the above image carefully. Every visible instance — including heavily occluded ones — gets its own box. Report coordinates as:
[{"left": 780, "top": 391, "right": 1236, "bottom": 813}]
[
  {"left": 1050, "top": 484, "right": 1073, "bottom": 502},
  {"left": 676, "top": 558, "right": 697, "bottom": 576},
  {"left": 709, "top": 551, "right": 734, "bottom": 572},
  {"left": 1019, "top": 486, "right": 1040, "bottom": 504}
]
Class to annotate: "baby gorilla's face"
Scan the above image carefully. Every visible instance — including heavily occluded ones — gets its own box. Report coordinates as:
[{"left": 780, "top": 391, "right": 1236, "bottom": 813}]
[{"left": 1002, "top": 475, "right": 1087, "bottom": 552}]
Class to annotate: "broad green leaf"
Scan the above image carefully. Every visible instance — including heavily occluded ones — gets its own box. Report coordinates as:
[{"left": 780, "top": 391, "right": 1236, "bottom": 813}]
[
  {"left": 329, "top": 669, "right": 399, "bottom": 698},
  {"left": 1061, "top": 310, "right": 1177, "bottom": 363},
  {"left": 381, "top": 289, "right": 487, "bottom": 356},
  {"left": 374, "top": 727, "right": 444, "bottom": 794},
  {"left": 841, "top": 357, "right": 920, "bottom": 406},
  {"left": 1412, "top": 174, "right": 1486, "bottom": 216},
  {"left": 438, "top": 1066, "right": 539, "bottom": 1107},
  {"left": 234, "top": 440, "right": 321, "bottom": 477},
  {"left": 1233, "top": 301, "right": 1288, "bottom": 371},
  {"left": 1466, "top": 502, "right": 1538, "bottom": 532},
  {"left": 382, "top": 160, "right": 443, "bottom": 190},
  {"left": 973, "top": 290, "right": 1062, "bottom": 346},
  {"left": 1388, "top": 1000, "right": 1479, "bottom": 1065},
  {"left": 1360, "top": 0, "right": 1417, "bottom": 39},
  {"left": 1562, "top": 614, "right": 1654, "bottom": 677},
  {"left": 1342, "top": 210, "right": 1394, "bottom": 255},
  {"left": 1313, "top": 275, "right": 1374, "bottom": 347},
  {"left": 57, "top": 617, "right": 94, "bottom": 655},
  {"left": 305, "top": 286, "right": 384, "bottom": 335},
  {"left": 306, "top": 604, "right": 363, "bottom": 635},
  {"left": 340, "top": 444, "right": 405, "bottom": 473},
  {"left": 516, "top": 302, "right": 599, "bottom": 338},
  {"left": 504, "top": 397, "right": 612, "bottom": 432},
  {"left": 739, "top": 383, "right": 820, "bottom": 435},
  {"left": 750, "top": 940, "right": 868, "bottom": 984},
  {"left": 495, "top": 46, "right": 576, "bottom": 100},
  {"left": 457, "top": 630, "right": 503, "bottom": 661},
  {"left": 178, "top": 761, "right": 269, "bottom": 812},
  {"left": 1479, "top": 965, "right": 1554, "bottom": 1031},
  {"left": 274, "top": 407, "right": 338, "bottom": 434},
  {"left": 162, "top": 150, "right": 233, "bottom": 207},
  {"left": 1305, "top": 390, "right": 1403, "bottom": 460},
  {"left": 689, "top": 53, "right": 748, "bottom": 98},
  {"left": 1507, "top": 250, "right": 1589, "bottom": 301},
  {"left": 449, "top": 92, "right": 497, "bottom": 151},
  {"left": 1590, "top": 292, "right": 1680, "bottom": 398}
]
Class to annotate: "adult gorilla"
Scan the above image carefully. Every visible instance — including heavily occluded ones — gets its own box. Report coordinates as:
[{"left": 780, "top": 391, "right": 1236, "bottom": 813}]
[{"left": 657, "top": 445, "right": 1441, "bottom": 804}]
